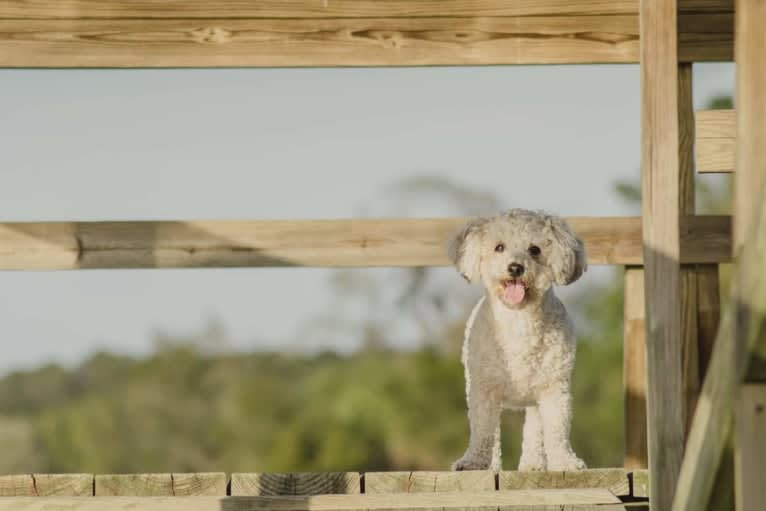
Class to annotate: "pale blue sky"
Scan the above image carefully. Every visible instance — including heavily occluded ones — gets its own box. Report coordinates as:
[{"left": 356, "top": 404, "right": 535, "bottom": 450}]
[{"left": 0, "top": 64, "right": 734, "bottom": 374}]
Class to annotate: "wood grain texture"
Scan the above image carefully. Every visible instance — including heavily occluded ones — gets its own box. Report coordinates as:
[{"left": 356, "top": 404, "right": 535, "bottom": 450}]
[
  {"left": 735, "top": 385, "right": 766, "bottom": 511},
  {"left": 0, "top": 216, "right": 732, "bottom": 271},
  {"left": 95, "top": 474, "right": 173, "bottom": 496},
  {"left": 695, "top": 108, "right": 735, "bottom": 173},
  {"left": 0, "top": 0, "right": 733, "bottom": 19},
  {"left": 172, "top": 473, "right": 227, "bottom": 496},
  {"left": 0, "top": 490, "right": 624, "bottom": 510},
  {"left": 33, "top": 474, "right": 93, "bottom": 496},
  {"left": 678, "top": 63, "right": 702, "bottom": 438},
  {"left": 0, "top": 0, "right": 639, "bottom": 19},
  {"left": 364, "top": 471, "right": 494, "bottom": 493},
  {"left": 0, "top": 13, "right": 730, "bottom": 68},
  {"left": 624, "top": 267, "right": 648, "bottom": 470},
  {"left": 0, "top": 475, "right": 35, "bottom": 496},
  {"left": 672, "top": 202, "right": 766, "bottom": 509},
  {"left": 632, "top": 470, "right": 649, "bottom": 498},
  {"left": 696, "top": 109, "right": 735, "bottom": 138},
  {"left": 696, "top": 265, "right": 721, "bottom": 379},
  {"left": 640, "top": 0, "right": 685, "bottom": 509},
  {"left": 0, "top": 16, "right": 640, "bottom": 68},
  {"left": 231, "top": 473, "right": 360, "bottom": 496},
  {"left": 734, "top": 0, "right": 766, "bottom": 251},
  {"left": 498, "top": 469, "right": 630, "bottom": 497},
  {"left": 733, "top": 4, "right": 766, "bottom": 511}
]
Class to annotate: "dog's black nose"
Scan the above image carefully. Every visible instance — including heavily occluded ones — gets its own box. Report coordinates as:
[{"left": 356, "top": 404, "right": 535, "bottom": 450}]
[{"left": 508, "top": 263, "right": 525, "bottom": 277}]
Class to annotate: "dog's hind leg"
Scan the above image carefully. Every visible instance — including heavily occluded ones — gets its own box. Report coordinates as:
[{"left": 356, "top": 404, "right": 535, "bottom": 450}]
[{"left": 489, "top": 424, "right": 502, "bottom": 472}]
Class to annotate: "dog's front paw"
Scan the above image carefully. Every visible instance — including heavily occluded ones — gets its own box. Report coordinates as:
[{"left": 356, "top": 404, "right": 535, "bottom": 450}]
[
  {"left": 451, "top": 455, "right": 491, "bottom": 471},
  {"left": 546, "top": 453, "right": 587, "bottom": 471}
]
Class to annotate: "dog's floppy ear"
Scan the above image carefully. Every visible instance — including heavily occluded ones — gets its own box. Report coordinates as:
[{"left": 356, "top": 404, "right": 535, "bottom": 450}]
[
  {"left": 447, "top": 217, "right": 488, "bottom": 283},
  {"left": 545, "top": 215, "right": 587, "bottom": 285}
]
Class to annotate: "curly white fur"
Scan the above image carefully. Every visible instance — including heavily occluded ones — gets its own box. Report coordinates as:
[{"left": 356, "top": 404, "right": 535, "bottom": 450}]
[{"left": 448, "top": 209, "right": 587, "bottom": 472}]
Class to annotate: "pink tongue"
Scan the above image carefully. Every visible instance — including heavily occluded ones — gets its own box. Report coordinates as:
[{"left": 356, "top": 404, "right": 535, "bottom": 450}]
[{"left": 505, "top": 282, "right": 526, "bottom": 305}]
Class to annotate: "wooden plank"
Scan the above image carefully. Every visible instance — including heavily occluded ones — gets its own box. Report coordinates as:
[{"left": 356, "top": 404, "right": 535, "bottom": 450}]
[
  {"left": 95, "top": 474, "right": 173, "bottom": 496},
  {"left": 499, "top": 469, "right": 630, "bottom": 497},
  {"left": 672, "top": 203, "right": 766, "bottom": 509},
  {"left": 33, "top": 474, "right": 93, "bottom": 496},
  {"left": 0, "top": 489, "right": 623, "bottom": 510},
  {"left": 696, "top": 110, "right": 736, "bottom": 139},
  {"left": 695, "top": 109, "right": 736, "bottom": 173},
  {"left": 735, "top": 385, "right": 766, "bottom": 511},
  {"left": 231, "top": 473, "right": 360, "bottom": 496},
  {"left": 696, "top": 265, "right": 721, "bottom": 379},
  {"left": 624, "top": 267, "right": 648, "bottom": 470},
  {"left": 632, "top": 470, "right": 649, "bottom": 498},
  {"left": 696, "top": 138, "right": 735, "bottom": 173},
  {"left": 0, "top": 216, "right": 732, "bottom": 271},
  {"left": 677, "top": 12, "right": 733, "bottom": 62},
  {"left": 678, "top": 63, "right": 703, "bottom": 438},
  {"left": 172, "top": 473, "right": 227, "bottom": 496},
  {"left": 640, "top": 1, "right": 685, "bottom": 510},
  {"left": 733, "top": 0, "right": 766, "bottom": 251},
  {"left": 0, "top": 475, "right": 35, "bottom": 496},
  {"left": 733, "top": 3, "right": 766, "bottom": 511},
  {"left": 0, "top": 0, "right": 638, "bottom": 19},
  {"left": 365, "top": 471, "right": 494, "bottom": 494},
  {"left": 0, "top": 0, "right": 733, "bottom": 19},
  {"left": 0, "top": 16, "right": 639, "bottom": 68},
  {"left": 0, "top": 13, "right": 730, "bottom": 68}
]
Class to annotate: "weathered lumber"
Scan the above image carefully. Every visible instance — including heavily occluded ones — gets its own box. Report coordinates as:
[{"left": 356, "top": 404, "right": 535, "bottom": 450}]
[
  {"left": 0, "top": 13, "right": 730, "bottom": 68},
  {"left": 624, "top": 267, "right": 648, "bottom": 469},
  {"left": 498, "top": 469, "right": 631, "bottom": 497},
  {"left": 95, "top": 474, "right": 173, "bottom": 496},
  {"left": 0, "top": 0, "right": 735, "bottom": 19},
  {"left": 231, "top": 473, "right": 360, "bottom": 496},
  {"left": 695, "top": 109, "right": 735, "bottom": 173},
  {"left": 365, "top": 471, "right": 494, "bottom": 493},
  {"left": 640, "top": 0, "right": 686, "bottom": 509},
  {"left": 0, "top": 216, "right": 732, "bottom": 271},
  {"left": 33, "top": 474, "right": 93, "bottom": 496},
  {"left": 672, "top": 194, "right": 766, "bottom": 509},
  {"left": 0, "top": 475, "right": 35, "bottom": 496},
  {"left": 732, "top": 2, "right": 766, "bottom": 510},
  {"left": 678, "top": 63, "right": 705, "bottom": 438},
  {"left": 696, "top": 265, "right": 721, "bottom": 381},
  {"left": 735, "top": 385, "right": 766, "bottom": 511},
  {"left": 0, "top": 489, "right": 623, "bottom": 510},
  {"left": 172, "top": 473, "right": 227, "bottom": 496}
]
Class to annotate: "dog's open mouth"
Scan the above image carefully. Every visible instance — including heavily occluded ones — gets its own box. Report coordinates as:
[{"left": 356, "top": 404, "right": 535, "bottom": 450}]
[{"left": 501, "top": 278, "right": 528, "bottom": 305}]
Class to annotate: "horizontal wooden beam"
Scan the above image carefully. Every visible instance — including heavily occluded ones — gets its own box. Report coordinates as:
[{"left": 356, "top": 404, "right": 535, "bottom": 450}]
[
  {"left": 696, "top": 109, "right": 736, "bottom": 173},
  {"left": 0, "top": 13, "right": 730, "bottom": 68},
  {"left": 0, "top": 489, "right": 623, "bottom": 511},
  {"left": 0, "top": 0, "right": 733, "bottom": 19},
  {"left": 0, "top": 216, "right": 732, "bottom": 270}
]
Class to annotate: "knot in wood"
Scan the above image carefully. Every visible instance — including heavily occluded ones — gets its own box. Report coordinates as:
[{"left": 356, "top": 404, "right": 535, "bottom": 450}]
[{"left": 190, "top": 27, "right": 232, "bottom": 44}]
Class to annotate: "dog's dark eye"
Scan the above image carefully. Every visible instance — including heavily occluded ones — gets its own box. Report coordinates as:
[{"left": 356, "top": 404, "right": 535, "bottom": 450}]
[
  {"left": 495, "top": 243, "right": 505, "bottom": 253},
  {"left": 528, "top": 245, "right": 541, "bottom": 257}
]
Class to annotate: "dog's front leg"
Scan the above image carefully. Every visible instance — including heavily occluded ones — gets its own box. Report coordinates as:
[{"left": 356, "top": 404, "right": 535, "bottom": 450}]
[
  {"left": 518, "top": 406, "right": 546, "bottom": 471},
  {"left": 452, "top": 395, "right": 501, "bottom": 471},
  {"left": 539, "top": 391, "right": 586, "bottom": 471}
]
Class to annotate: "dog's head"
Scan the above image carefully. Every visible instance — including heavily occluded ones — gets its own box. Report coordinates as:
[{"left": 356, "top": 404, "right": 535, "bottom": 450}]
[{"left": 447, "top": 209, "right": 587, "bottom": 309}]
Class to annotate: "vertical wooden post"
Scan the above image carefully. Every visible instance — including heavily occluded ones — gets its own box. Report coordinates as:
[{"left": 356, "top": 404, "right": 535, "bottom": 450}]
[
  {"left": 734, "top": 1, "right": 766, "bottom": 510},
  {"left": 624, "top": 266, "right": 648, "bottom": 469},
  {"left": 678, "top": 64, "right": 701, "bottom": 437},
  {"left": 640, "top": 0, "right": 685, "bottom": 508}
]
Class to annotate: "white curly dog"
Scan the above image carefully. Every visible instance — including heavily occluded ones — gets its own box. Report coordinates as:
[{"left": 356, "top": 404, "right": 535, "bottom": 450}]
[{"left": 448, "top": 209, "right": 587, "bottom": 472}]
